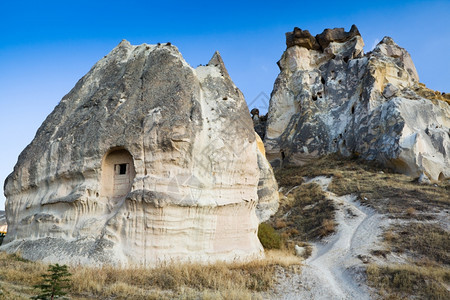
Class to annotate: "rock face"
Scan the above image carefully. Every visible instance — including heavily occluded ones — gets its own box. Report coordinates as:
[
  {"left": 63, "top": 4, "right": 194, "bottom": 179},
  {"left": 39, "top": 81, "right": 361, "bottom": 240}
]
[
  {"left": 2, "top": 41, "right": 279, "bottom": 265},
  {"left": 265, "top": 26, "right": 449, "bottom": 180},
  {"left": 0, "top": 211, "right": 5, "bottom": 225}
]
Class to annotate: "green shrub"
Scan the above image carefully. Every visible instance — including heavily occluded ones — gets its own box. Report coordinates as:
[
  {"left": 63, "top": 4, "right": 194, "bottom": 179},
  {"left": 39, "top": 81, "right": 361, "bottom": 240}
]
[
  {"left": 258, "top": 223, "right": 282, "bottom": 249},
  {"left": 32, "top": 263, "right": 71, "bottom": 300}
]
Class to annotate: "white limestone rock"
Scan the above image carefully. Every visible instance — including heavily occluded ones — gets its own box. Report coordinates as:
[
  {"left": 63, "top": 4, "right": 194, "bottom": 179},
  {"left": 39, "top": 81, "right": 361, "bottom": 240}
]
[
  {"left": 2, "top": 41, "right": 279, "bottom": 266},
  {"left": 255, "top": 135, "right": 279, "bottom": 222},
  {"left": 418, "top": 172, "right": 431, "bottom": 185},
  {"left": 264, "top": 26, "right": 449, "bottom": 180},
  {"left": 294, "top": 244, "right": 306, "bottom": 257}
]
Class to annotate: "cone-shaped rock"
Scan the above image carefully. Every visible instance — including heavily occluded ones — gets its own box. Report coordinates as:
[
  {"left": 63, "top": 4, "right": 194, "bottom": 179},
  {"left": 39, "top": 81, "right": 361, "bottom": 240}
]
[{"left": 2, "top": 41, "right": 279, "bottom": 265}]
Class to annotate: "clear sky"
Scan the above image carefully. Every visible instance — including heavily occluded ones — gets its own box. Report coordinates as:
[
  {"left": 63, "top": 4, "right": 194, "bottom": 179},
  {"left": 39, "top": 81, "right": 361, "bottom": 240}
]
[{"left": 1, "top": 0, "right": 449, "bottom": 209}]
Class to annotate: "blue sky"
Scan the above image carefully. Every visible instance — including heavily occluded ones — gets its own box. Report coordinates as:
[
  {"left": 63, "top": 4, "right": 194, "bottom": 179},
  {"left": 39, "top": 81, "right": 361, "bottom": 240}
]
[{"left": 1, "top": 0, "right": 449, "bottom": 209}]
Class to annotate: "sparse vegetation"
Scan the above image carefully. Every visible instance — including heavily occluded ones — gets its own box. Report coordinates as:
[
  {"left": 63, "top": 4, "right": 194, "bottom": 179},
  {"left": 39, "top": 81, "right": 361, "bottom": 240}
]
[
  {"left": 414, "top": 82, "right": 450, "bottom": 105},
  {"left": 368, "top": 222, "right": 450, "bottom": 298},
  {"left": 275, "top": 154, "right": 449, "bottom": 217},
  {"left": 0, "top": 250, "right": 300, "bottom": 299},
  {"left": 288, "top": 183, "right": 336, "bottom": 240},
  {"left": 367, "top": 264, "right": 450, "bottom": 299},
  {"left": 270, "top": 179, "right": 336, "bottom": 242},
  {"left": 273, "top": 154, "right": 450, "bottom": 299},
  {"left": 385, "top": 223, "right": 450, "bottom": 265}
]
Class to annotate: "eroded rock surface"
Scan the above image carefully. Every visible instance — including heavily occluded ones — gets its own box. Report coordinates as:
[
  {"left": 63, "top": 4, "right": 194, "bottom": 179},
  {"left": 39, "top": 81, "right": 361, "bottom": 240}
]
[
  {"left": 2, "top": 41, "right": 278, "bottom": 266},
  {"left": 0, "top": 211, "right": 5, "bottom": 227},
  {"left": 265, "top": 26, "right": 449, "bottom": 180}
]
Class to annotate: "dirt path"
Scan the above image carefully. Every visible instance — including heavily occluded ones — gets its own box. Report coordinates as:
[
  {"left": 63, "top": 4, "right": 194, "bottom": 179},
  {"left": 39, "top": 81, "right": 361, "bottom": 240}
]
[{"left": 270, "top": 176, "right": 386, "bottom": 299}]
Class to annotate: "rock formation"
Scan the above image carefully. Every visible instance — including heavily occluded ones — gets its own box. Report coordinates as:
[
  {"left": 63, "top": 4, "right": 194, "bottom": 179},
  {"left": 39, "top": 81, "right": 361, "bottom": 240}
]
[
  {"left": 2, "top": 41, "right": 279, "bottom": 265},
  {"left": 251, "top": 108, "right": 268, "bottom": 140},
  {"left": 0, "top": 211, "right": 5, "bottom": 226},
  {"left": 264, "top": 25, "right": 449, "bottom": 180}
]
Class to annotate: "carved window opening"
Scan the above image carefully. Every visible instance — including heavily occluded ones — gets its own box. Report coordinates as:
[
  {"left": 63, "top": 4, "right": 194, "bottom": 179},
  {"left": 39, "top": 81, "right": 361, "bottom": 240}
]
[
  {"left": 101, "top": 149, "right": 135, "bottom": 199},
  {"left": 116, "top": 163, "right": 128, "bottom": 175}
]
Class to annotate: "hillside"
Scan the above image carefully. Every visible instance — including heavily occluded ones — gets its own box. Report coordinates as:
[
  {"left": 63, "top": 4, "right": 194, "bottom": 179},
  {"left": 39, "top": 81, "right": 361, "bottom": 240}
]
[
  {"left": 266, "top": 155, "right": 449, "bottom": 299},
  {"left": 0, "top": 156, "right": 448, "bottom": 299}
]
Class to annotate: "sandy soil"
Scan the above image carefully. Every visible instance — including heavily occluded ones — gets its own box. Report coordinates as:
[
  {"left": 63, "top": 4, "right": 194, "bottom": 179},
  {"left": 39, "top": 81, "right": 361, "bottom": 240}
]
[{"left": 267, "top": 176, "right": 388, "bottom": 299}]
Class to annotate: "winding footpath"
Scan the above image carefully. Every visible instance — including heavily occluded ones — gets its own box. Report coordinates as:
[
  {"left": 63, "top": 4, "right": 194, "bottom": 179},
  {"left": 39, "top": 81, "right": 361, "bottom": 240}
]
[{"left": 271, "top": 176, "right": 385, "bottom": 299}]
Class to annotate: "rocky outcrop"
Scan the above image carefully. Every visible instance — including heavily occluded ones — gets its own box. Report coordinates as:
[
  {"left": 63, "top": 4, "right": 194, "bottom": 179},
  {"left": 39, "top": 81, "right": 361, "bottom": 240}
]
[
  {"left": 2, "top": 41, "right": 279, "bottom": 266},
  {"left": 286, "top": 25, "right": 361, "bottom": 51},
  {"left": 265, "top": 26, "right": 449, "bottom": 180},
  {"left": 255, "top": 135, "right": 279, "bottom": 222},
  {"left": 251, "top": 108, "right": 268, "bottom": 140}
]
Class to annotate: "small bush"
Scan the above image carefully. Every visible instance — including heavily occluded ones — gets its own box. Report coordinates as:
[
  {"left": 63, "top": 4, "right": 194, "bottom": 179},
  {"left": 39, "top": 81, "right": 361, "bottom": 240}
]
[
  {"left": 258, "top": 223, "right": 282, "bottom": 249},
  {"left": 32, "top": 263, "right": 72, "bottom": 300}
]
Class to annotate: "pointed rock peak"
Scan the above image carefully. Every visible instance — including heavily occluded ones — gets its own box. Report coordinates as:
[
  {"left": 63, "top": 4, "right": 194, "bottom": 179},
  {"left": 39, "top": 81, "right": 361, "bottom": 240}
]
[
  {"left": 380, "top": 36, "right": 395, "bottom": 46},
  {"left": 117, "top": 39, "right": 132, "bottom": 48},
  {"left": 349, "top": 24, "right": 360, "bottom": 36},
  {"left": 208, "top": 51, "right": 231, "bottom": 79},
  {"left": 373, "top": 36, "right": 404, "bottom": 54},
  {"left": 372, "top": 36, "right": 419, "bottom": 82},
  {"left": 208, "top": 51, "right": 224, "bottom": 67}
]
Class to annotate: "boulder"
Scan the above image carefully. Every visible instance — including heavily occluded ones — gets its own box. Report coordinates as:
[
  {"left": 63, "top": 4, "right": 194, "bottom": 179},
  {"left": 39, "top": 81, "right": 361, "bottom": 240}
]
[
  {"left": 264, "top": 27, "right": 449, "bottom": 180},
  {"left": 382, "top": 83, "right": 399, "bottom": 99},
  {"left": 294, "top": 244, "right": 306, "bottom": 257},
  {"left": 286, "top": 27, "right": 321, "bottom": 50},
  {"left": 418, "top": 173, "right": 431, "bottom": 185},
  {"left": 2, "top": 41, "right": 279, "bottom": 266}
]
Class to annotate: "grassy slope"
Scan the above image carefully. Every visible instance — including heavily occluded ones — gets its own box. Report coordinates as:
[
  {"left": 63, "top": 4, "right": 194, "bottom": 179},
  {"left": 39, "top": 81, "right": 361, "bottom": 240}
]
[
  {"left": 0, "top": 250, "right": 300, "bottom": 300},
  {"left": 273, "top": 155, "right": 450, "bottom": 299}
]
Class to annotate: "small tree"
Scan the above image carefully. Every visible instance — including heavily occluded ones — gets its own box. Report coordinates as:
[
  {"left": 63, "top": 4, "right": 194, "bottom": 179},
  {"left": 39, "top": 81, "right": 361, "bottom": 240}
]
[{"left": 32, "top": 263, "right": 71, "bottom": 300}]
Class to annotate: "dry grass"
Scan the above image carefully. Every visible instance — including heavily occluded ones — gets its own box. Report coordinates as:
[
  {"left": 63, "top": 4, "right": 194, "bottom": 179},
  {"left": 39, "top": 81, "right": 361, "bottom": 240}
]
[
  {"left": 276, "top": 154, "right": 449, "bottom": 218},
  {"left": 384, "top": 223, "right": 450, "bottom": 265},
  {"left": 367, "top": 264, "right": 450, "bottom": 299},
  {"left": 414, "top": 82, "right": 450, "bottom": 105},
  {"left": 270, "top": 182, "right": 336, "bottom": 242},
  {"left": 0, "top": 250, "right": 301, "bottom": 300},
  {"left": 274, "top": 155, "right": 450, "bottom": 298}
]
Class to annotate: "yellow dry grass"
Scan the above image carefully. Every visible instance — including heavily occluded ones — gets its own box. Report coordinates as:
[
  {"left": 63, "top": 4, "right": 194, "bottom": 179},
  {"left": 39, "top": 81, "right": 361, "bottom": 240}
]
[
  {"left": 414, "top": 82, "right": 450, "bottom": 105},
  {"left": 367, "top": 264, "right": 450, "bottom": 299},
  {"left": 0, "top": 250, "right": 301, "bottom": 300}
]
